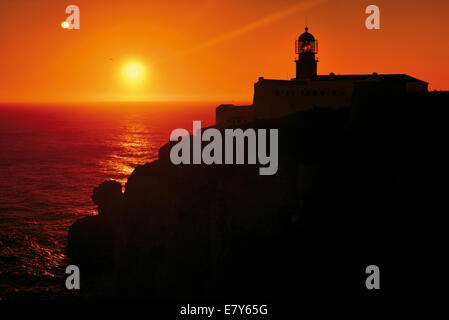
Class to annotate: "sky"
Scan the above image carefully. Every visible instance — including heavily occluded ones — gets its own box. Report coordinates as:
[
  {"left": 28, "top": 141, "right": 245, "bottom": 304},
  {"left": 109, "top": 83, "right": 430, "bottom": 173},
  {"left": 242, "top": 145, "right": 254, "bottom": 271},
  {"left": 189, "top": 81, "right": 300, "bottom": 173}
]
[{"left": 0, "top": 0, "right": 448, "bottom": 103}]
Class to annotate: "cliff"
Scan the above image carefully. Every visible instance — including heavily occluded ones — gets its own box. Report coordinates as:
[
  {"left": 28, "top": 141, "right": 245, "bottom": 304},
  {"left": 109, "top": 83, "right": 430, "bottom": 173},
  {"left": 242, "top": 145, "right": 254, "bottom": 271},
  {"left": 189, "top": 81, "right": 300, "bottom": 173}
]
[{"left": 67, "top": 90, "right": 449, "bottom": 299}]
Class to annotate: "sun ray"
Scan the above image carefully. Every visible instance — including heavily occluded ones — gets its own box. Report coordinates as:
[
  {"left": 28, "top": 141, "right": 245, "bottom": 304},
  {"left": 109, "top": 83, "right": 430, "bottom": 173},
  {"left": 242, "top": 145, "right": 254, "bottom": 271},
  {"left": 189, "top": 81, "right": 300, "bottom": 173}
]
[{"left": 159, "top": 0, "right": 328, "bottom": 63}]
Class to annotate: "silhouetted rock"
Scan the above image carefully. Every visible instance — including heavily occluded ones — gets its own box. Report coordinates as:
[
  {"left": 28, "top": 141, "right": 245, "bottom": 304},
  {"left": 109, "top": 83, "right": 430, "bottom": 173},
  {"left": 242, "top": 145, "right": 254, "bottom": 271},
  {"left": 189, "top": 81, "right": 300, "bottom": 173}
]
[
  {"left": 67, "top": 180, "right": 123, "bottom": 269},
  {"left": 67, "top": 215, "right": 115, "bottom": 268},
  {"left": 92, "top": 180, "right": 123, "bottom": 218},
  {"left": 67, "top": 89, "right": 449, "bottom": 298}
]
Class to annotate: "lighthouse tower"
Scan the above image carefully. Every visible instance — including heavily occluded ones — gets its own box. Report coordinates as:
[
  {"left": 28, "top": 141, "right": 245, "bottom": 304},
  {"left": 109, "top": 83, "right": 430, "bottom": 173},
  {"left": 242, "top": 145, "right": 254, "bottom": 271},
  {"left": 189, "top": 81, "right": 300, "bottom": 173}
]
[{"left": 295, "top": 27, "right": 318, "bottom": 79}]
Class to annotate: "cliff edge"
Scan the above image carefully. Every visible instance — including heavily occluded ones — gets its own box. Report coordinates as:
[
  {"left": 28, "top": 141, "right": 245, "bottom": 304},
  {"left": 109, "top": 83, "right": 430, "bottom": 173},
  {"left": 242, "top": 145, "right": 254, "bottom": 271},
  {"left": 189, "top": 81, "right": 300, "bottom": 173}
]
[{"left": 67, "top": 91, "right": 449, "bottom": 298}]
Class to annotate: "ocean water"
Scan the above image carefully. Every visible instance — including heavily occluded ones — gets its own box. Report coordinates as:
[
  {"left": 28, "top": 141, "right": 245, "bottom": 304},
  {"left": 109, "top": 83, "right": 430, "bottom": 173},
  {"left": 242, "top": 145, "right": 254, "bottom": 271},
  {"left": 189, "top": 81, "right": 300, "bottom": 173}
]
[{"left": 0, "top": 102, "right": 216, "bottom": 299}]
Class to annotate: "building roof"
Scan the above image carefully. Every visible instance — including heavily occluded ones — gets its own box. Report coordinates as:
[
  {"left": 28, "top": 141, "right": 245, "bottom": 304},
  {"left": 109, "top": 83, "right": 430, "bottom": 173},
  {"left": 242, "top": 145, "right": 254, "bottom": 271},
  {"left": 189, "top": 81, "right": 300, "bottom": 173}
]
[
  {"left": 256, "top": 74, "right": 428, "bottom": 85},
  {"left": 315, "top": 74, "right": 427, "bottom": 83},
  {"left": 217, "top": 104, "right": 252, "bottom": 110}
]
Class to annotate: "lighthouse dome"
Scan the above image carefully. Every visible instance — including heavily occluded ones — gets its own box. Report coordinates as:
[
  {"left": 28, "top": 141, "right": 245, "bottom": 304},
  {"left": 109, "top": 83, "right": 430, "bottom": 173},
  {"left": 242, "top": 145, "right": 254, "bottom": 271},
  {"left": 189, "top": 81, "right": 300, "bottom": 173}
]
[{"left": 298, "top": 27, "right": 315, "bottom": 42}]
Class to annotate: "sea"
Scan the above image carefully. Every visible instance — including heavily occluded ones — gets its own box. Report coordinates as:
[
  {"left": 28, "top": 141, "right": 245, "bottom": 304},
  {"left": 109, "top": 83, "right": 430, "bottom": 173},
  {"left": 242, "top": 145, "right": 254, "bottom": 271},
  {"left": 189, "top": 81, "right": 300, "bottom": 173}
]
[{"left": 0, "top": 102, "right": 218, "bottom": 299}]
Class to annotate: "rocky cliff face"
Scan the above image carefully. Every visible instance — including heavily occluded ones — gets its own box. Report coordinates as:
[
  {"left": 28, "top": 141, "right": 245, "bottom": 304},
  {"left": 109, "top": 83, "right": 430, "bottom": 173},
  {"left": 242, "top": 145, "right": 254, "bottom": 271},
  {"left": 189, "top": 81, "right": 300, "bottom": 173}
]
[{"left": 68, "top": 91, "right": 449, "bottom": 298}]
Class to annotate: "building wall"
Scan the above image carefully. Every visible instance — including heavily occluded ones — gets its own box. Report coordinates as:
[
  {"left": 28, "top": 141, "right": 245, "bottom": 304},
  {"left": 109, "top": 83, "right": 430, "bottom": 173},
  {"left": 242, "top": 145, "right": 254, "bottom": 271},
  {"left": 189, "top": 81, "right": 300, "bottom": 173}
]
[
  {"left": 216, "top": 104, "right": 254, "bottom": 128},
  {"left": 215, "top": 76, "right": 429, "bottom": 126},
  {"left": 253, "top": 78, "right": 354, "bottom": 120},
  {"left": 406, "top": 81, "right": 428, "bottom": 92}
]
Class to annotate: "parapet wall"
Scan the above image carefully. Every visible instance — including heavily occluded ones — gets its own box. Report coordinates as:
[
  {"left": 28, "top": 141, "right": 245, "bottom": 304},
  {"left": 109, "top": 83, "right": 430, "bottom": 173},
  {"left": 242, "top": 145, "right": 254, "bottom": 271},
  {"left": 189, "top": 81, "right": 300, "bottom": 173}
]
[{"left": 216, "top": 104, "right": 254, "bottom": 128}]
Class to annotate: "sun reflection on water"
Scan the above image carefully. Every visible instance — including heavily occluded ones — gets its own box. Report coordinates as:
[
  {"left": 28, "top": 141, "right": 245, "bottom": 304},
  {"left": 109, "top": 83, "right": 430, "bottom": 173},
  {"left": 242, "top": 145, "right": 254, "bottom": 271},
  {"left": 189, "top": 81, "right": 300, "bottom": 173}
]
[
  {"left": 97, "top": 114, "right": 162, "bottom": 186},
  {"left": 0, "top": 102, "right": 215, "bottom": 298}
]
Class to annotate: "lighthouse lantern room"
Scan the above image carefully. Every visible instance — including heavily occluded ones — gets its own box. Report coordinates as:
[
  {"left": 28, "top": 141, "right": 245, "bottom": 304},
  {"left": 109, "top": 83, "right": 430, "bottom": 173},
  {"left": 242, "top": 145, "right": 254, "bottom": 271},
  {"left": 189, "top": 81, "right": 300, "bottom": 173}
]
[{"left": 295, "top": 27, "right": 318, "bottom": 79}]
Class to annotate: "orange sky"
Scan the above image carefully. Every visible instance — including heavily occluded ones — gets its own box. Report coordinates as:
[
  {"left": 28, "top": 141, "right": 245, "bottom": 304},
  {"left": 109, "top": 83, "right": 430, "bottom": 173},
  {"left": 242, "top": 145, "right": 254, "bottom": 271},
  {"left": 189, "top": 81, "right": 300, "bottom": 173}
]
[{"left": 0, "top": 0, "right": 448, "bottom": 103}]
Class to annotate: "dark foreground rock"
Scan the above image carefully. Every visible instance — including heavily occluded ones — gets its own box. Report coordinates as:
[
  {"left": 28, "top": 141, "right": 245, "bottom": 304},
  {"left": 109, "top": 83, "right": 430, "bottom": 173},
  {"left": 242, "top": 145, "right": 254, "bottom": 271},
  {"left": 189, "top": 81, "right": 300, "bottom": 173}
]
[
  {"left": 67, "top": 90, "right": 449, "bottom": 299},
  {"left": 67, "top": 180, "right": 123, "bottom": 268},
  {"left": 67, "top": 215, "right": 115, "bottom": 267}
]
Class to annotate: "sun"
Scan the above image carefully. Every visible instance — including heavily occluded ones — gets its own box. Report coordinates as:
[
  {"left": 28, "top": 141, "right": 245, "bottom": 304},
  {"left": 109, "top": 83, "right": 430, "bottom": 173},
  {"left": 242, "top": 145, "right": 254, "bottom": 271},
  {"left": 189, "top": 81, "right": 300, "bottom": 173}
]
[{"left": 122, "top": 61, "right": 146, "bottom": 85}]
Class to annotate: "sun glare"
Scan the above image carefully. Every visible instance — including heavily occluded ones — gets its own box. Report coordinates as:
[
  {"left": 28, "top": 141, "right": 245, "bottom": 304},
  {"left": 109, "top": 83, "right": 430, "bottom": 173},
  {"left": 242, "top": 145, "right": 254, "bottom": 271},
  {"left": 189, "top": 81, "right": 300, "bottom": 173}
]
[{"left": 122, "top": 61, "right": 146, "bottom": 85}]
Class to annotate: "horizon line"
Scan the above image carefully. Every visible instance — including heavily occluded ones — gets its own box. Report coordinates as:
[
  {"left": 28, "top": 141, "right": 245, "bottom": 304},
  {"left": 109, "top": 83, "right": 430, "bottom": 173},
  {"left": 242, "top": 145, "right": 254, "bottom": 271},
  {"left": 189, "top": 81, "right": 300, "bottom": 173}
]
[{"left": 0, "top": 100, "right": 253, "bottom": 105}]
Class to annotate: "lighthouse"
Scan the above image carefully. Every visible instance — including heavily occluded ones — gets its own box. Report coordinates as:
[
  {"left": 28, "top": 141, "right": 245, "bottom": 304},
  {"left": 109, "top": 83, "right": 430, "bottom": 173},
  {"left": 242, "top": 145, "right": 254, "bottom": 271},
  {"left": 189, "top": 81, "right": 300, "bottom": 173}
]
[
  {"left": 295, "top": 27, "right": 318, "bottom": 79},
  {"left": 216, "top": 26, "right": 428, "bottom": 126}
]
